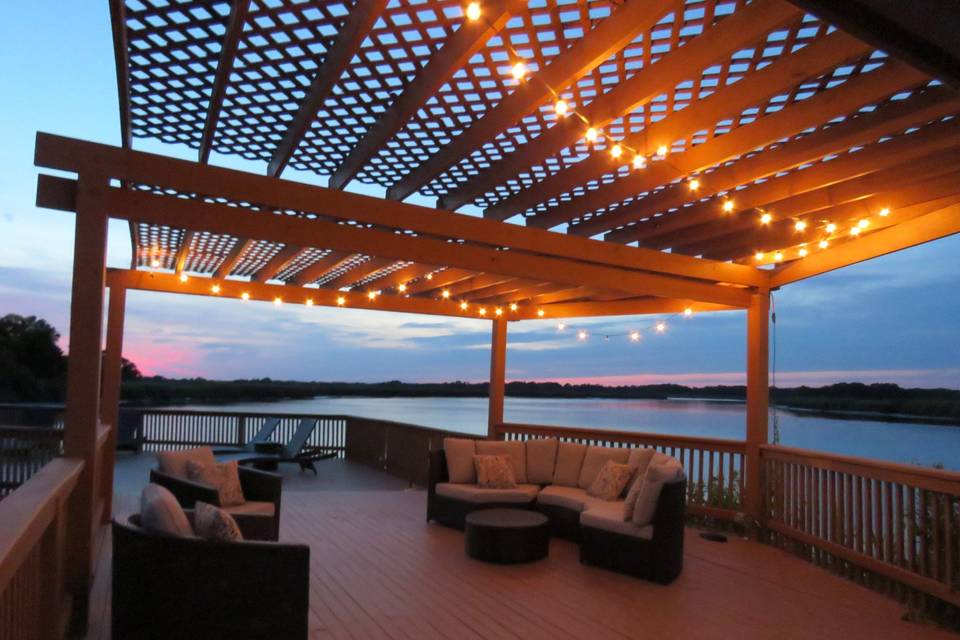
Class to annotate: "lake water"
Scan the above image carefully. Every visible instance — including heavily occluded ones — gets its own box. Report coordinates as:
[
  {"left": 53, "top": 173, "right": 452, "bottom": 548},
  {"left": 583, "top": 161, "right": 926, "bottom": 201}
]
[{"left": 169, "top": 396, "right": 960, "bottom": 471}]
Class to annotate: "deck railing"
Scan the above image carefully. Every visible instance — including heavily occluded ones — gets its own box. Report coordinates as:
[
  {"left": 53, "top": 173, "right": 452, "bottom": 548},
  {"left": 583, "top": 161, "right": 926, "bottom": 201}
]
[
  {"left": 0, "top": 427, "right": 64, "bottom": 499},
  {"left": 761, "top": 445, "right": 960, "bottom": 614},
  {"left": 496, "top": 422, "right": 746, "bottom": 520}
]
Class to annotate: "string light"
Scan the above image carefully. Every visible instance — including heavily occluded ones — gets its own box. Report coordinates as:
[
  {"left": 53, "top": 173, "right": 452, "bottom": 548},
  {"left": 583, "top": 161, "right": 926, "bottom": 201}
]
[
  {"left": 794, "top": 220, "right": 807, "bottom": 232},
  {"left": 305, "top": 298, "right": 314, "bottom": 306},
  {"left": 577, "top": 330, "right": 588, "bottom": 341},
  {"left": 850, "top": 226, "right": 861, "bottom": 236},
  {"left": 819, "top": 240, "right": 829, "bottom": 249},
  {"left": 398, "top": 283, "right": 407, "bottom": 293},
  {"left": 426, "top": 273, "right": 433, "bottom": 280},
  {"left": 241, "top": 292, "right": 250, "bottom": 301},
  {"left": 656, "top": 144, "right": 668, "bottom": 158},
  {"left": 495, "top": 307, "right": 503, "bottom": 316},
  {"left": 179, "top": 273, "right": 189, "bottom": 283},
  {"left": 509, "top": 302, "right": 518, "bottom": 312},
  {"left": 460, "top": 301, "right": 469, "bottom": 311},
  {"left": 755, "top": 251, "right": 765, "bottom": 261},
  {"left": 722, "top": 200, "right": 735, "bottom": 213},
  {"left": 478, "top": 307, "right": 487, "bottom": 316},
  {"left": 557, "top": 322, "right": 566, "bottom": 331},
  {"left": 632, "top": 155, "right": 646, "bottom": 170},
  {"left": 610, "top": 144, "right": 622, "bottom": 159},
  {"left": 273, "top": 297, "right": 282, "bottom": 306},
  {"left": 537, "top": 309, "right": 545, "bottom": 317},
  {"left": 858, "top": 219, "right": 870, "bottom": 229},
  {"left": 688, "top": 178, "right": 700, "bottom": 191},
  {"left": 465, "top": 2, "right": 481, "bottom": 21},
  {"left": 773, "top": 251, "right": 784, "bottom": 262},
  {"left": 337, "top": 296, "right": 346, "bottom": 306},
  {"left": 585, "top": 127, "right": 599, "bottom": 143},
  {"left": 441, "top": 289, "right": 451, "bottom": 299},
  {"left": 211, "top": 284, "right": 221, "bottom": 294},
  {"left": 511, "top": 61, "right": 527, "bottom": 81},
  {"left": 825, "top": 223, "right": 837, "bottom": 233},
  {"left": 367, "top": 290, "right": 378, "bottom": 300},
  {"left": 760, "top": 213, "right": 772, "bottom": 225},
  {"left": 683, "top": 307, "right": 693, "bottom": 317},
  {"left": 655, "top": 322, "right": 666, "bottom": 334},
  {"left": 554, "top": 99, "right": 569, "bottom": 117},
  {"left": 150, "top": 259, "right": 160, "bottom": 268},
  {"left": 879, "top": 207, "right": 890, "bottom": 217},
  {"left": 798, "top": 247, "right": 808, "bottom": 258},
  {"left": 629, "top": 331, "right": 640, "bottom": 342}
]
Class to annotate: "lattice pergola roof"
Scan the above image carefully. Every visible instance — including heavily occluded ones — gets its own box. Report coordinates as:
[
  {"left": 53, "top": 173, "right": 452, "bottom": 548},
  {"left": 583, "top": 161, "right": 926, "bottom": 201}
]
[{"left": 97, "top": 0, "right": 960, "bottom": 316}]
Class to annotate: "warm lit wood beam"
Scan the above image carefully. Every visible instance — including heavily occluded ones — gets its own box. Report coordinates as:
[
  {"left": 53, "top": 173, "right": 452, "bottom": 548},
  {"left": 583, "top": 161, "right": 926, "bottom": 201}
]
[
  {"left": 444, "top": 274, "right": 515, "bottom": 299},
  {"left": 403, "top": 268, "right": 475, "bottom": 295},
  {"left": 108, "top": 0, "right": 139, "bottom": 268},
  {"left": 493, "top": 29, "right": 875, "bottom": 226},
  {"left": 386, "top": 0, "right": 679, "bottom": 202},
  {"left": 213, "top": 238, "right": 251, "bottom": 279},
  {"left": 291, "top": 251, "right": 353, "bottom": 286},
  {"left": 461, "top": 278, "right": 540, "bottom": 302},
  {"left": 198, "top": 0, "right": 250, "bottom": 164},
  {"left": 788, "top": 0, "right": 960, "bottom": 89},
  {"left": 646, "top": 124, "right": 960, "bottom": 250},
  {"left": 55, "top": 182, "right": 757, "bottom": 306},
  {"left": 173, "top": 233, "right": 193, "bottom": 274},
  {"left": 476, "top": 283, "right": 571, "bottom": 305},
  {"left": 267, "top": 0, "right": 386, "bottom": 178},
  {"left": 538, "top": 298, "right": 739, "bottom": 319},
  {"left": 35, "top": 133, "right": 767, "bottom": 288},
  {"left": 769, "top": 203, "right": 960, "bottom": 287},
  {"left": 444, "top": 0, "right": 800, "bottom": 212},
  {"left": 329, "top": 0, "right": 525, "bottom": 190},
  {"left": 605, "top": 88, "right": 960, "bottom": 244},
  {"left": 362, "top": 263, "right": 438, "bottom": 293},
  {"left": 252, "top": 244, "right": 303, "bottom": 283},
  {"left": 321, "top": 257, "right": 395, "bottom": 291}
]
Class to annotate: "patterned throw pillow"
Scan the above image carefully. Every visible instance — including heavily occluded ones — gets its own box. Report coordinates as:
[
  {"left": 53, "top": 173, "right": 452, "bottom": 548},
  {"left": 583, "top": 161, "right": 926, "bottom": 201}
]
[
  {"left": 193, "top": 501, "right": 244, "bottom": 542},
  {"left": 186, "top": 459, "right": 246, "bottom": 507},
  {"left": 473, "top": 454, "right": 517, "bottom": 489},
  {"left": 587, "top": 460, "right": 634, "bottom": 501}
]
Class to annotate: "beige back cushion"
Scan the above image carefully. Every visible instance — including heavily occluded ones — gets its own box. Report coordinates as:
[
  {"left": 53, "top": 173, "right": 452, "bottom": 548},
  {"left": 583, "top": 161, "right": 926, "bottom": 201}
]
[
  {"left": 156, "top": 446, "right": 216, "bottom": 479},
  {"left": 443, "top": 437, "right": 477, "bottom": 483},
  {"left": 552, "top": 441, "right": 587, "bottom": 487},
  {"left": 140, "top": 483, "right": 193, "bottom": 537},
  {"left": 631, "top": 460, "right": 685, "bottom": 526},
  {"left": 525, "top": 438, "right": 558, "bottom": 485},
  {"left": 578, "top": 446, "right": 630, "bottom": 489},
  {"left": 476, "top": 440, "right": 527, "bottom": 484},
  {"left": 186, "top": 459, "right": 246, "bottom": 507}
]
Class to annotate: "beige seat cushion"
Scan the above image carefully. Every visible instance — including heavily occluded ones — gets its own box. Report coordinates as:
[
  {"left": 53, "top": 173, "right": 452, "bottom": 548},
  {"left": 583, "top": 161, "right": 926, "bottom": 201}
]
[
  {"left": 156, "top": 446, "right": 216, "bottom": 480},
  {"left": 186, "top": 459, "right": 246, "bottom": 507},
  {"left": 536, "top": 485, "right": 606, "bottom": 513},
  {"left": 444, "top": 437, "right": 477, "bottom": 484},
  {"left": 193, "top": 501, "right": 243, "bottom": 542},
  {"left": 552, "top": 441, "right": 587, "bottom": 487},
  {"left": 476, "top": 440, "right": 527, "bottom": 484},
  {"left": 473, "top": 454, "right": 517, "bottom": 489},
  {"left": 435, "top": 482, "right": 539, "bottom": 504},
  {"left": 222, "top": 501, "right": 275, "bottom": 517},
  {"left": 578, "top": 446, "right": 630, "bottom": 489},
  {"left": 140, "top": 483, "right": 193, "bottom": 537},
  {"left": 525, "top": 438, "right": 558, "bottom": 485},
  {"left": 581, "top": 500, "right": 654, "bottom": 540}
]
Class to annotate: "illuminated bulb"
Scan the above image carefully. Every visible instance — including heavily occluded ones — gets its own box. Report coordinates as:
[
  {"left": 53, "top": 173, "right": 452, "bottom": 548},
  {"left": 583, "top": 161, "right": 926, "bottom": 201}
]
[
  {"left": 629, "top": 331, "right": 640, "bottom": 342},
  {"left": 479, "top": 307, "right": 487, "bottom": 316},
  {"left": 773, "top": 251, "right": 784, "bottom": 262},
  {"left": 798, "top": 247, "right": 809, "bottom": 258},
  {"left": 577, "top": 330, "right": 588, "bottom": 341},
  {"left": 610, "top": 144, "right": 623, "bottom": 159},
  {"left": 656, "top": 144, "right": 668, "bottom": 158},
  {"left": 557, "top": 322, "right": 566, "bottom": 331},
  {"left": 537, "top": 309, "right": 545, "bottom": 317},
  {"left": 825, "top": 223, "right": 837, "bottom": 233},
  {"left": 818, "top": 240, "right": 829, "bottom": 249},
  {"left": 858, "top": 219, "right": 870, "bottom": 229},
  {"left": 754, "top": 251, "right": 765, "bottom": 261},
  {"left": 688, "top": 178, "right": 700, "bottom": 191},
  {"left": 367, "top": 290, "right": 377, "bottom": 300},
  {"left": 495, "top": 307, "right": 503, "bottom": 316},
  {"left": 441, "top": 289, "right": 451, "bottom": 299},
  {"left": 305, "top": 298, "right": 314, "bottom": 306},
  {"left": 585, "top": 127, "right": 598, "bottom": 143},
  {"left": 722, "top": 200, "right": 735, "bottom": 213},
  {"left": 509, "top": 302, "right": 518, "bottom": 312},
  {"left": 554, "top": 100, "right": 569, "bottom": 117},
  {"left": 794, "top": 220, "right": 807, "bottom": 232},
  {"left": 336, "top": 296, "right": 346, "bottom": 306},
  {"left": 211, "top": 284, "right": 221, "bottom": 294},
  {"left": 426, "top": 273, "right": 433, "bottom": 280},
  {"left": 683, "top": 307, "right": 693, "bottom": 317},
  {"left": 632, "top": 155, "right": 646, "bottom": 170},
  {"left": 465, "top": 1, "right": 481, "bottom": 21},
  {"left": 460, "top": 301, "right": 469, "bottom": 311},
  {"left": 511, "top": 61, "right": 527, "bottom": 81},
  {"left": 240, "top": 292, "right": 250, "bottom": 301},
  {"left": 655, "top": 322, "right": 666, "bottom": 334},
  {"left": 850, "top": 226, "right": 861, "bottom": 236},
  {"left": 760, "top": 213, "right": 772, "bottom": 225},
  {"left": 879, "top": 207, "right": 890, "bottom": 217},
  {"left": 398, "top": 283, "right": 407, "bottom": 293},
  {"left": 179, "top": 273, "right": 189, "bottom": 283},
  {"left": 150, "top": 259, "right": 160, "bottom": 268},
  {"left": 273, "top": 297, "right": 282, "bottom": 306}
]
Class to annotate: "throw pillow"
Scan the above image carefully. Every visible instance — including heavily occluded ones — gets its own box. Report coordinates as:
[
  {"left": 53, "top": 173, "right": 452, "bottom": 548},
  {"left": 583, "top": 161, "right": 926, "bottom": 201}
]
[
  {"left": 587, "top": 460, "right": 635, "bottom": 501},
  {"left": 552, "top": 441, "right": 587, "bottom": 487},
  {"left": 475, "top": 439, "right": 527, "bottom": 483},
  {"left": 193, "top": 501, "right": 244, "bottom": 542},
  {"left": 577, "top": 445, "right": 630, "bottom": 489},
  {"left": 443, "top": 437, "right": 477, "bottom": 483},
  {"left": 621, "top": 447, "right": 657, "bottom": 501},
  {"left": 140, "top": 483, "right": 193, "bottom": 537},
  {"left": 156, "top": 446, "right": 216, "bottom": 479},
  {"left": 185, "top": 459, "right": 246, "bottom": 507},
  {"left": 473, "top": 454, "right": 517, "bottom": 489}
]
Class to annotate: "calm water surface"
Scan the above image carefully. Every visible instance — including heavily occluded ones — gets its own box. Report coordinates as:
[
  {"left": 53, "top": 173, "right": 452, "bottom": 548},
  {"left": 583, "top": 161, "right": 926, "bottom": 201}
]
[{"left": 170, "top": 396, "right": 960, "bottom": 471}]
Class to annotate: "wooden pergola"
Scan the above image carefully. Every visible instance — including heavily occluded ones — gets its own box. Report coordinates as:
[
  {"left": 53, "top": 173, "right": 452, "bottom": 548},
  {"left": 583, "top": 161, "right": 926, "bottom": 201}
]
[{"left": 28, "top": 0, "right": 960, "bottom": 630}]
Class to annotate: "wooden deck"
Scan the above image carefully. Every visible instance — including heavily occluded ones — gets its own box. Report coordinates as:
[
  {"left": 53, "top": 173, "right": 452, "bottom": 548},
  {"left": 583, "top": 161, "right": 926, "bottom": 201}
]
[{"left": 86, "top": 453, "right": 952, "bottom": 640}]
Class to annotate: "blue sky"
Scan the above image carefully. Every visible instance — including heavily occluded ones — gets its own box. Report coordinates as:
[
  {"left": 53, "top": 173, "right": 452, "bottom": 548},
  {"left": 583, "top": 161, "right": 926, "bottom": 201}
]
[{"left": 1, "top": 2, "right": 958, "bottom": 388}]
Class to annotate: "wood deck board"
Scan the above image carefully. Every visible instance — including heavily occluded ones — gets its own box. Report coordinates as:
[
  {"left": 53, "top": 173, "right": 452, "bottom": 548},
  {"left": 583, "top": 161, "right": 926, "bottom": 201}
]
[{"left": 86, "top": 454, "right": 952, "bottom": 639}]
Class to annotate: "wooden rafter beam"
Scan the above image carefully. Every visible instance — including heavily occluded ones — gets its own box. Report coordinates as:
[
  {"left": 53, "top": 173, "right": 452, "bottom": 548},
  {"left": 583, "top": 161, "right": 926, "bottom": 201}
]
[
  {"left": 769, "top": 203, "right": 960, "bottom": 287},
  {"left": 291, "top": 251, "right": 353, "bottom": 286},
  {"left": 492, "top": 29, "right": 875, "bottom": 226},
  {"left": 198, "top": 0, "right": 250, "bottom": 164},
  {"left": 478, "top": 283, "right": 572, "bottom": 305},
  {"left": 443, "top": 0, "right": 801, "bottom": 212},
  {"left": 328, "top": 0, "right": 525, "bottom": 190},
  {"left": 443, "top": 274, "right": 514, "bottom": 299},
  {"left": 461, "top": 278, "right": 540, "bottom": 302},
  {"left": 361, "top": 263, "right": 438, "bottom": 293},
  {"left": 403, "top": 268, "right": 475, "bottom": 296},
  {"left": 788, "top": 0, "right": 960, "bottom": 89},
  {"left": 213, "top": 238, "right": 252, "bottom": 279},
  {"left": 108, "top": 0, "right": 139, "bottom": 268},
  {"left": 252, "top": 244, "right": 304, "bottom": 283},
  {"left": 34, "top": 133, "right": 766, "bottom": 288},
  {"left": 604, "top": 88, "right": 960, "bottom": 244},
  {"left": 37, "top": 174, "right": 756, "bottom": 307},
  {"left": 386, "top": 0, "right": 679, "bottom": 202},
  {"left": 267, "top": 0, "right": 387, "bottom": 178},
  {"left": 539, "top": 298, "right": 739, "bottom": 319},
  {"left": 173, "top": 233, "right": 193, "bottom": 274},
  {"left": 322, "top": 257, "right": 396, "bottom": 291}
]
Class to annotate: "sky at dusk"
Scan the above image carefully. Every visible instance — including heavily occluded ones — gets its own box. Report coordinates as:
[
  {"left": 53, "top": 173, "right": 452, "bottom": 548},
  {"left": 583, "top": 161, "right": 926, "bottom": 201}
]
[{"left": 1, "top": 2, "right": 959, "bottom": 389}]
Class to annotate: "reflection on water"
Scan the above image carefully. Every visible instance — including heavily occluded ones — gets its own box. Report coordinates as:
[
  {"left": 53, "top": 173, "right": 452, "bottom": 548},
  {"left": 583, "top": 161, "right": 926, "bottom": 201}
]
[{"left": 169, "top": 396, "right": 960, "bottom": 471}]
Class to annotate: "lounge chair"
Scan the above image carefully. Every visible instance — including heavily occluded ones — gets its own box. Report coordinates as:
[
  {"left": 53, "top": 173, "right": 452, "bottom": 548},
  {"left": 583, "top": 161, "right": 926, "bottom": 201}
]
[
  {"left": 217, "top": 418, "right": 337, "bottom": 474},
  {"left": 213, "top": 416, "right": 281, "bottom": 454}
]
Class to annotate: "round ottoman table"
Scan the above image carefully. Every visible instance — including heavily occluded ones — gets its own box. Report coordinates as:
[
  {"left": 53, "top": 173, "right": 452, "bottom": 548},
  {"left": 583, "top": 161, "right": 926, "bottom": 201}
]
[{"left": 464, "top": 508, "right": 549, "bottom": 564}]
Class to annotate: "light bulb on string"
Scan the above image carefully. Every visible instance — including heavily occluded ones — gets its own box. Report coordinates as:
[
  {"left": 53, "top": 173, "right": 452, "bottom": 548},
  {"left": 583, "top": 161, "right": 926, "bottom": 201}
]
[
  {"left": 537, "top": 309, "right": 545, "bottom": 317},
  {"left": 336, "top": 296, "right": 346, "bottom": 306},
  {"left": 509, "top": 302, "right": 518, "bottom": 312},
  {"left": 879, "top": 208, "right": 890, "bottom": 217},
  {"left": 825, "top": 222, "right": 837, "bottom": 233},
  {"left": 478, "top": 307, "right": 487, "bottom": 316},
  {"left": 610, "top": 144, "right": 622, "bottom": 159},
  {"left": 850, "top": 226, "right": 861, "bottom": 236},
  {"left": 632, "top": 155, "right": 646, "bottom": 170},
  {"left": 150, "top": 259, "right": 160, "bottom": 268},
  {"left": 179, "top": 273, "right": 189, "bottom": 283},
  {"left": 557, "top": 322, "right": 566, "bottom": 331},
  {"left": 441, "top": 289, "right": 451, "bottom": 299},
  {"left": 754, "top": 251, "right": 765, "bottom": 261},
  {"left": 367, "top": 290, "right": 378, "bottom": 300},
  {"left": 305, "top": 298, "right": 314, "bottom": 307},
  {"left": 511, "top": 61, "right": 527, "bottom": 81},
  {"left": 241, "top": 292, "right": 250, "bottom": 301},
  {"left": 722, "top": 200, "right": 735, "bottom": 213},
  {"left": 465, "top": 2, "right": 481, "bottom": 21},
  {"left": 273, "top": 297, "right": 282, "bottom": 306},
  {"left": 656, "top": 145, "right": 668, "bottom": 158},
  {"left": 655, "top": 322, "right": 666, "bottom": 334},
  {"left": 798, "top": 247, "right": 808, "bottom": 258},
  {"left": 585, "top": 127, "right": 598, "bottom": 144},
  {"left": 495, "top": 307, "right": 503, "bottom": 316},
  {"left": 818, "top": 240, "right": 829, "bottom": 249},
  {"left": 211, "top": 284, "right": 221, "bottom": 294},
  {"left": 629, "top": 331, "right": 640, "bottom": 342},
  {"left": 858, "top": 219, "right": 870, "bottom": 229},
  {"left": 773, "top": 251, "right": 784, "bottom": 262},
  {"left": 688, "top": 178, "right": 700, "bottom": 191},
  {"left": 683, "top": 307, "right": 693, "bottom": 317},
  {"left": 460, "top": 301, "right": 469, "bottom": 311},
  {"left": 760, "top": 213, "right": 772, "bottom": 225},
  {"left": 398, "top": 283, "right": 407, "bottom": 293},
  {"left": 554, "top": 100, "right": 569, "bottom": 117},
  {"left": 794, "top": 220, "right": 807, "bottom": 232},
  {"left": 577, "top": 330, "right": 588, "bottom": 341}
]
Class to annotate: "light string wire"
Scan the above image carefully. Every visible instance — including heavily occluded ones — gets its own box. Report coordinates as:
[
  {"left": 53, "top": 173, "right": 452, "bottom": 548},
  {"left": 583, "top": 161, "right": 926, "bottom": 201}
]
[{"left": 552, "top": 306, "right": 696, "bottom": 343}]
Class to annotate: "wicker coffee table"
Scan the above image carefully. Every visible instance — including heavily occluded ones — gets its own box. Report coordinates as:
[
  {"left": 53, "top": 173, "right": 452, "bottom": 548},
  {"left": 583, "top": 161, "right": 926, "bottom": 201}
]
[{"left": 464, "top": 508, "right": 550, "bottom": 564}]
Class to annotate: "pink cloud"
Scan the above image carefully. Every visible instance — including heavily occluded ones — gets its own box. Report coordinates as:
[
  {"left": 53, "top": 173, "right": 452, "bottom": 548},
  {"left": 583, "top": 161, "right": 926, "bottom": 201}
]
[{"left": 122, "top": 341, "right": 203, "bottom": 378}]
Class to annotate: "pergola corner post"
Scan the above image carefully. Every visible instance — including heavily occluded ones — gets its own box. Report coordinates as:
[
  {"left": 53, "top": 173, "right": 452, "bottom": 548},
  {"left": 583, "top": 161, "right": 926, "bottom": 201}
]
[
  {"left": 487, "top": 318, "right": 508, "bottom": 440},
  {"left": 62, "top": 175, "right": 109, "bottom": 633},
  {"left": 744, "top": 291, "right": 770, "bottom": 531},
  {"left": 100, "top": 283, "right": 127, "bottom": 523}
]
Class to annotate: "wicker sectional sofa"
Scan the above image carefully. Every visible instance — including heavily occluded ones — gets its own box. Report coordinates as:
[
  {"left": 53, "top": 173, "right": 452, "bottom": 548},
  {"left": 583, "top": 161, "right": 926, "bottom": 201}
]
[{"left": 427, "top": 437, "right": 686, "bottom": 584}]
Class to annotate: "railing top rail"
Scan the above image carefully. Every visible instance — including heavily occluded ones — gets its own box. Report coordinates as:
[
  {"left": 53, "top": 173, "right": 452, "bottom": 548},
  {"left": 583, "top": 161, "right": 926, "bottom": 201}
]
[
  {"left": 497, "top": 422, "right": 746, "bottom": 453},
  {"left": 132, "top": 408, "right": 354, "bottom": 419},
  {"left": 761, "top": 444, "right": 960, "bottom": 495},
  {"left": 0, "top": 458, "right": 83, "bottom": 592},
  {"left": 347, "top": 415, "right": 478, "bottom": 438}
]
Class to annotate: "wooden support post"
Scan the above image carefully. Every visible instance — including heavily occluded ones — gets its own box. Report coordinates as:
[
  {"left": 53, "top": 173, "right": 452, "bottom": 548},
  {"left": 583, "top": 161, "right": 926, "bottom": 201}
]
[
  {"left": 63, "top": 175, "right": 109, "bottom": 633},
  {"left": 487, "top": 318, "right": 507, "bottom": 440},
  {"left": 744, "top": 292, "right": 770, "bottom": 529},
  {"left": 100, "top": 284, "right": 126, "bottom": 523}
]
